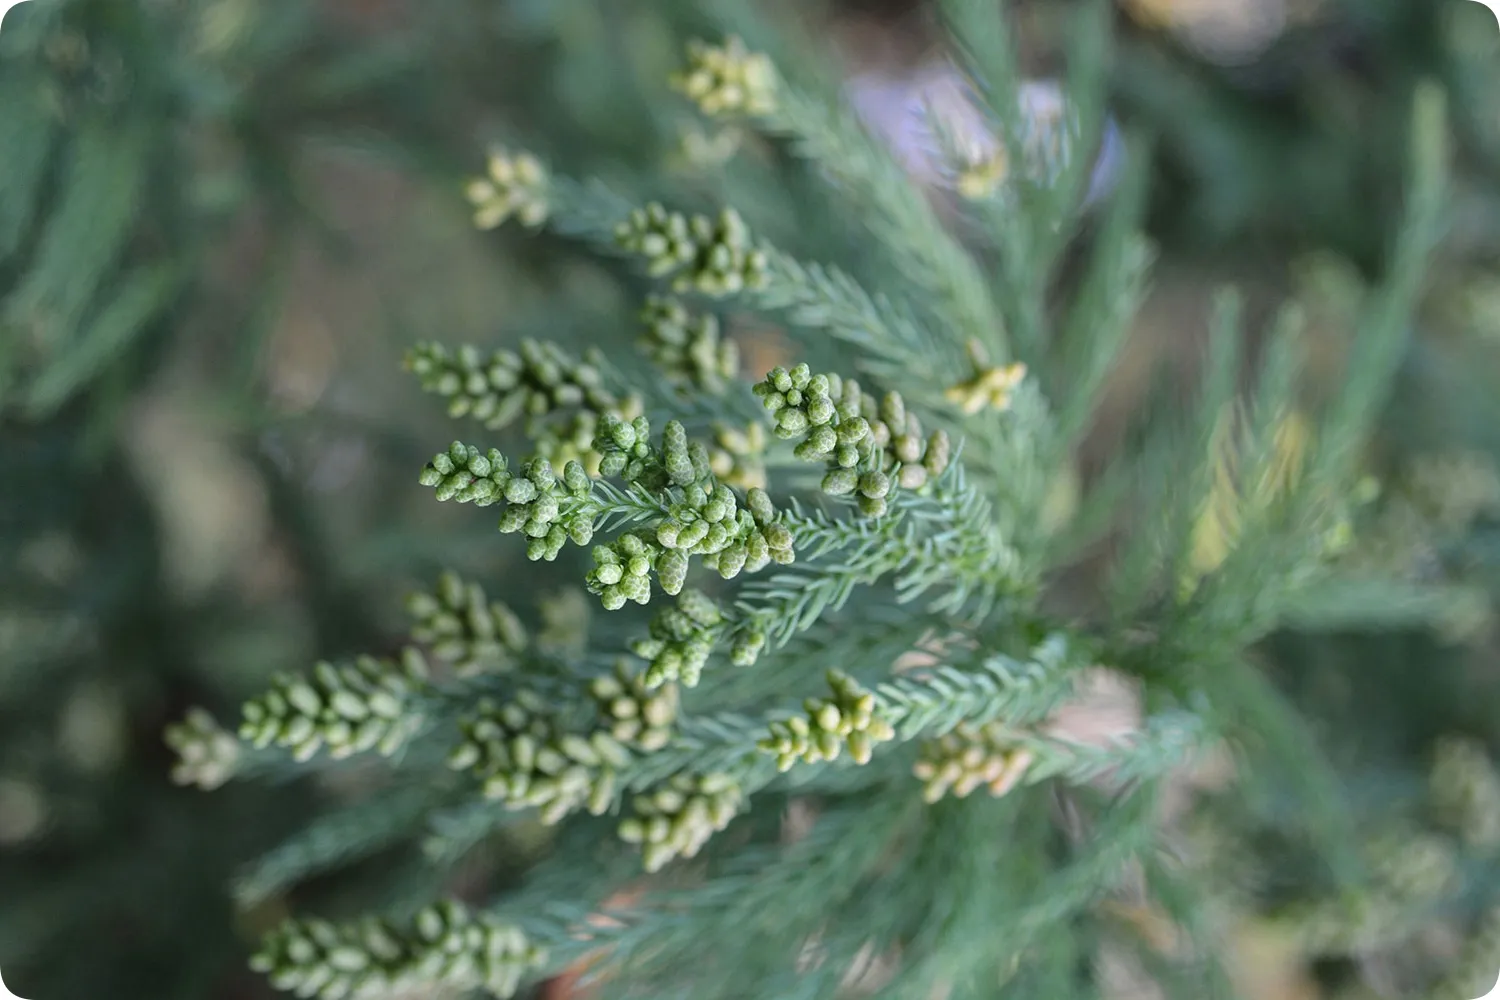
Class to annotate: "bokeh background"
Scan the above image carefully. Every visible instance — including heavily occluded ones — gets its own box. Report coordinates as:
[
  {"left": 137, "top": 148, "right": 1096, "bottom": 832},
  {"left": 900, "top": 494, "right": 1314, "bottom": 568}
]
[{"left": 2, "top": 0, "right": 1500, "bottom": 998}]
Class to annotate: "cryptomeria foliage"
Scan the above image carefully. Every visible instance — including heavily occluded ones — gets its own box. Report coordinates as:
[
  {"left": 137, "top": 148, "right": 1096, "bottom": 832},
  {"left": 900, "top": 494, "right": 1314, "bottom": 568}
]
[
  {"left": 163, "top": 3, "right": 1478, "bottom": 999},
  {"left": 1, "top": 2, "right": 815, "bottom": 998},
  {"left": 2, "top": 3, "right": 888, "bottom": 997}
]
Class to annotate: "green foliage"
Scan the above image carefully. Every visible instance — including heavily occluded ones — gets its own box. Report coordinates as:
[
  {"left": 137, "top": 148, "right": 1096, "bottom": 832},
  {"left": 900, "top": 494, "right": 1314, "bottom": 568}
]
[
  {"left": 407, "top": 571, "right": 529, "bottom": 677},
  {"left": 637, "top": 294, "right": 740, "bottom": 396},
  {"left": 239, "top": 649, "right": 431, "bottom": 762},
  {"left": 156, "top": 5, "right": 1491, "bottom": 998},
  {"left": 4, "top": 2, "right": 785, "bottom": 998},
  {"left": 251, "top": 899, "right": 548, "bottom": 1000},
  {"left": 759, "top": 668, "right": 897, "bottom": 770},
  {"left": 1, "top": 1, "right": 1488, "bottom": 999}
]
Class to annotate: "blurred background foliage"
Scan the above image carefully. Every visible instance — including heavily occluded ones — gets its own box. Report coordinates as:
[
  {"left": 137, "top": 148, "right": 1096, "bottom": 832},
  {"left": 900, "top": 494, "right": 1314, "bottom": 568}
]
[{"left": 1, "top": 0, "right": 1499, "bottom": 998}]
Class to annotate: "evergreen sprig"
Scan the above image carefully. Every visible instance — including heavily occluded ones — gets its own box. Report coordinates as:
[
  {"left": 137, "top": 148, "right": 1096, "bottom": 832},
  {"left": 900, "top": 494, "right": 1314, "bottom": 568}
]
[
  {"left": 239, "top": 649, "right": 431, "bottom": 763},
  {"left": 251, "top": 900, "right": 548, "bottom": 1000},
  {"left": 194, "top": 14, "right": 1458, "bottom": 1000},
  {"left": 405, "top": 339, "right": 643, "bottom": 474},
  {"left": 673, "top": 34, "right": 1004, "bottom": 366},
  {"left": 407, "top": 570, "right": 528, "bottom": 677}
]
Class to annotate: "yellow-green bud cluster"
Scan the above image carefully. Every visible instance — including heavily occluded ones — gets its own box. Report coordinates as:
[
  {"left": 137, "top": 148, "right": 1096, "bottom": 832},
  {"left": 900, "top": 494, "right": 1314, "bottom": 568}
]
[
  {"left": 420, "top": 442, "right": 509, "bottom": 504},
  {"left": 944, "top": 359, "right": 1028, "bottom": 415},
  {"left": 661, "top": 418, "right": 702, "bottom": 487},
  {"left": 596, "top": 413, "right": 707, "bottom": 489},
  {"left": 1431, "top": 736, "right": 1500, "bottom": 849},
  {"left": 447, "top": 689, "right": 629, "bottom": 825},
  {"left": 759, "top": 669, "right": 896, "bottom": 772},
  {"left": 533, "top": 410, "right": 623, "bottom": 478},
  {"left": 407, "top": 571, "right": 528, "bottom": 677},
  {"left": 493, "top": 457, "right": 596, "bottom": 561},
  {"left": 466, "top": 148, "right": 549, "bottom": 230},
  {"left": 615, "top": 204, "right": 769, "bottom": 296},
  {"left": 586, "top": 530, "right": 663, "bottom": 611},
  {"left": 912, "top": 722, "right": 1035, "bottom": 804},
  {"left": 589, "top": 417, "right": 792, "bottom": 610},
  {"left": 251, "top": 900, "right": 547, "bottom": 1000},
  {"left": 403, "top": 338, "right": 630, "bottom": 434},
  {"left": 658, "top": 483, "right": 795, "bottom": 584},
  {"left": 589, "top": 659, "right": 679, "bottom": 751},
  {"left": 730, "top": 628, "right": 767, "bottom": 667},
  {"left": 164, "top": 707, "right": 242, "bottom": 790},
  {"left": 617, "top": 772, "right": 743, "bottom": 872},
  {"left": 240, "top": 649, "right": 428, "bottom": 762},
  {"left": 420, "top": 445, "right": 595, "bottom": 562},
  {"left": 753, "top": 363, "right": 951, "bottom": 517},
  {"left": 955, "top": 151, "right": 1009, "bottom": 202},
  {"left": 670, "top": 36, "right": 778, "bottom": 118},
  {"left": 1278, "top": 896, "right": 1402, "bottom": 956},
  {"left": 638, "top": 296, "right": 740, "bottom": 395},
  {"left": 708, "top": 420, "right": 768, "bottom": 490},
  {"left": 630, "top": 590, "right": 725, "bottom": 688},
  {"left": 670, "top": 121, "right": 745, "bottom": 171}
]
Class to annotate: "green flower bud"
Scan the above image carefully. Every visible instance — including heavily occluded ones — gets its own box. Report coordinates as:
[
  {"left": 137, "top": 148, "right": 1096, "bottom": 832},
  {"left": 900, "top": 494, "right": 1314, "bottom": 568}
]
[
  {"left": 747, "top": 488, "right": 775, "bottom": 524},
  {"left": 879, "top": 391, "right": 906, "bottom": 431},
  {"left": 508, "top": 473, "right": 543, "bottom": 502},
  {"left": 704, "top": 484, "right": 735, "bottom": 522},
  {"left": 762, "top": 522, "right": 793, "bottom": 552},
  {"left": 836, "top": 416, "right": 870, "bottom": 447},
  {"left": 678, "top": 519, "right": 710, "bottom": 550},
  {"left": 658, "top": 519, "right": 686, "bottom": 549},
  {"left": 858, "top": 470, "right": 891, "bottom": 500},
  {"left": 822, "top": 468, "right": 858, "bottom": 496},
  {"left": 899, "top": 464, "right": 928, "bottom": 489},
  {"left": 924, "top": 430, "right": 952, "bottom": 476},
  {"left": 658, "top": 550, "right": 689, "bottom": 595},
  {"left": 716, "top": 545, "right": 747, "bottom": 579},
  {"left": 678, "top": 590, "right": 722, "bottom": 626},
  {"left": 774, "top": 408, "right": 809, "bottom": 438},
  {"left": 797, "top": 425, "right": 838, "bottom": 459},
  {"left": 563, "top": 461, "right": 591, "bottom": 497},
  {"left": 731, "top": 630, "right": 765, "bottom": 666}
]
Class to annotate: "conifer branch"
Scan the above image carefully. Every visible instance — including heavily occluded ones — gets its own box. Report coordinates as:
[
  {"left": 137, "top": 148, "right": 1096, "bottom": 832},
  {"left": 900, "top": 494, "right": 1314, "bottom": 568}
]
[
  {"left": 251, "top": 900, "right": 549, "bottom": 1000},
  {"left": 755, "top": 88, "right": 1005, "bottom": 365},
  {"left": 1006, "top": 710, "right": 1205, "bottom": 789},
  {"left": 749, "top": 245, "right": 963, "bottom": 392},
  {"left": 875, "top": 633, "right": 1082, "bottom": 739},
  {"left": 219, "top": 13, "right": 1454, "bottom": 1000},
  {"left": 435, "top": 633, "right": 1090, "bottom": 831},
  {"left": 519, "top": 161, "right": 967, "bottom": 406},
  {"left": 1133, "top": 850, "right": 1240, "bottom": 1000},
  {"left": 1051, "top": 157, "right": 1154, "bottom": 452},
  {"left": 671, "top": 36, "right": 1003, "bottom": 362},
  {"left": 533, "top": 173, "right": 640, "bottom": 249},
  {"left": 1305, "top": 82, "right": 1447, "bottom": 494},
  {"left": 1006, "top": 783, "right": 1164, "bottom": 952},
  {"left": 235, "top": 783, "right": 447, "bottom": 907},
  {"left": 726, "top": 464, "right": 1020, "bottom": 658}
]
